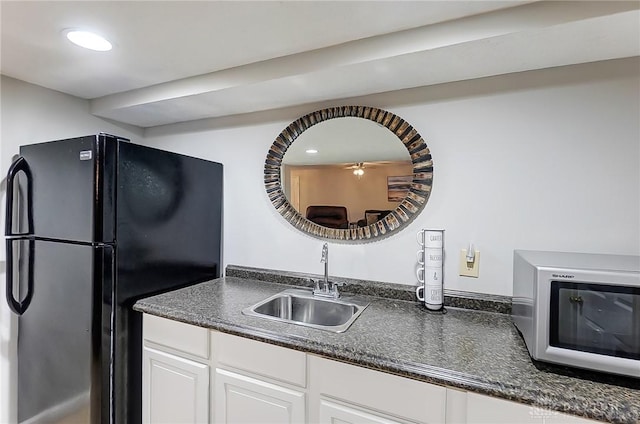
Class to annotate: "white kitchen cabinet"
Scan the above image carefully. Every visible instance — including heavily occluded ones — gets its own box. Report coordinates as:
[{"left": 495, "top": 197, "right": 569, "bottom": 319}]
[
  {"left": 142, "top": 314, "right": 603, "bottom": 424},
  {"left": 214, "top": 368, "right": 305, "bottom": 423},
  {"left": 142, "top": 346, "right": 209, "bottom": 424},
  {"left": 448, "top": 391, "right": 600, "bottom": 424},
  {"left": 142, "top": 314, "right": 210, "bottom": 424},
  {"left": 212, "top": 331, "right": 307, "bottom": 424}
]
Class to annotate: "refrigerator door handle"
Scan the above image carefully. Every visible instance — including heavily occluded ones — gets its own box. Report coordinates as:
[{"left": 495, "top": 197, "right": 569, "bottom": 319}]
[
  {"left": 5, "top": 238, "right": 35, "bottom": 315},
  {"left": 5, "top": 156, "right": 34, "bottom": 237}
]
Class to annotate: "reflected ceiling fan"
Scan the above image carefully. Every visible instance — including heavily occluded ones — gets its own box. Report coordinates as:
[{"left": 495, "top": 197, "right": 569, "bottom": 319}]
[
  {"left": 343, "top": 161, "right": 395, "bottom": 176},
  {"left": 345, "top": 162, "right": 366, "bottom": 176}
]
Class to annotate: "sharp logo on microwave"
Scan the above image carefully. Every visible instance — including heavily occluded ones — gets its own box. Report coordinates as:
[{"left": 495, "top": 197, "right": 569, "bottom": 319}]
[{"left": 552, "top": 273, "right": 575, "bottom": 279}]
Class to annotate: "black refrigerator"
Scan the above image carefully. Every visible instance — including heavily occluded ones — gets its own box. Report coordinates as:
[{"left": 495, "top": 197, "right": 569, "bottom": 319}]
[{"left": 5, "top": 133, "right": 223, "bottom": 424}]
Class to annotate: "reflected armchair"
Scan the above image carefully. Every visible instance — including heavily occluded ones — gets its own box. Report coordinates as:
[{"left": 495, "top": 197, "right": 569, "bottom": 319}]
[{"left": 305, "top": 206, "right": 349, "bottom": 229}]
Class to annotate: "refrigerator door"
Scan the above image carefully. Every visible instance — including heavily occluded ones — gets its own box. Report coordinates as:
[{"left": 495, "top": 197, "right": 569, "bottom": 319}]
[
  {"left": 115, "top": 142, "right": 223, "bottom": 301},
  {"left": 7, "top": 239, "right": 106, "bottom": 424}
]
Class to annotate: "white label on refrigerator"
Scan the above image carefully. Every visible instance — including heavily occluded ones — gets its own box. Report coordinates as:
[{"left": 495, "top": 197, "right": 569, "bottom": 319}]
[{"left": 79, "top": 150, "right": 93, "bottom": 161}]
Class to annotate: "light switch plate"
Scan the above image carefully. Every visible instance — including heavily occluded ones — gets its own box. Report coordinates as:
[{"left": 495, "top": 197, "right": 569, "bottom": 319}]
[{"left": 459, "top": 249, "right": 480, "bottom": 278}]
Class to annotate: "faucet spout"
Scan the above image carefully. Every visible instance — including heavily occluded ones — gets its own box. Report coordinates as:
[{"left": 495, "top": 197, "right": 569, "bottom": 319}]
[
  {"left": 321, "top": 243, "right": 329, "bottom": 289},
  {"left": 315, "top": 243, "right": 342, "bottom": 298}
]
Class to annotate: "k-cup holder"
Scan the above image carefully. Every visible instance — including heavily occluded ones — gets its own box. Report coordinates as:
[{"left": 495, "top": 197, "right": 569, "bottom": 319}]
[{"left": 416, "top": 229, "right": 444, "bottom": 311}]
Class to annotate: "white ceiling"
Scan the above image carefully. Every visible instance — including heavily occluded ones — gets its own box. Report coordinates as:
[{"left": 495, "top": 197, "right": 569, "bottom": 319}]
[{"left": 1, "top": 1, "right": 638, "bottom": 129}]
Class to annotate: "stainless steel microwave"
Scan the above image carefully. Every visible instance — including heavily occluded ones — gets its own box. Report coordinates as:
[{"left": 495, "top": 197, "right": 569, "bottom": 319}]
[{"left": 512, "top": 250, "right": 639, "bottom": 378}]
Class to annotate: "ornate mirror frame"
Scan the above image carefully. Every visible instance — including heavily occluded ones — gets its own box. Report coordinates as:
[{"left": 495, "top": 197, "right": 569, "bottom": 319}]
[{"left": 264, "top": 106, "right": 433, "bottom": 242}]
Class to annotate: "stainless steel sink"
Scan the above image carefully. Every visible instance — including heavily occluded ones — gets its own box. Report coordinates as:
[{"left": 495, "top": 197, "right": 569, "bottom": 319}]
[{"left": 242, "top": 288, "right": 369, "bottom": 333}]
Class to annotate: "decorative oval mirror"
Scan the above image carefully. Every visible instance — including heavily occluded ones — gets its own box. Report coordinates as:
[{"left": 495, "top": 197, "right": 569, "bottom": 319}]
[{"left": 265, "top": 106, "right": 433, "bottom": 242}]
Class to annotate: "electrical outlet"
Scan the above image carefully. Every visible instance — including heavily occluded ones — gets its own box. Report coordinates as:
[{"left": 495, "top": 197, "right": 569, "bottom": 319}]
[{"left": 459, "top": 249, "right": 480, "bottom": 278}]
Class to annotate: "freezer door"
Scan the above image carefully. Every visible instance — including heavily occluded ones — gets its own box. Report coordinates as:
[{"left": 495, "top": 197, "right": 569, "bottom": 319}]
[
  {"left": 16, "top": 136, "right": 98, "bottom": 241},
  {"left": 8, "top": 239, "right": 104, "bottom": 424}
]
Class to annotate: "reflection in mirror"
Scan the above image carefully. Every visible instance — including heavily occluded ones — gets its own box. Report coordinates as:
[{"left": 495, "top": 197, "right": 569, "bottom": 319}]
[
  {"left": 265, "top": 106, "right": 433, "bottom": 242},
  {"left": 281, "top": 117, "right": 413, "bottom": 227}
]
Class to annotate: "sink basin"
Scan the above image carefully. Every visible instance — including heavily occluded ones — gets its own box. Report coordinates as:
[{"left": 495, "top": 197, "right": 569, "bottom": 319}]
[{"left": 242, "top": 288, "right": 369, "bottom": 333}]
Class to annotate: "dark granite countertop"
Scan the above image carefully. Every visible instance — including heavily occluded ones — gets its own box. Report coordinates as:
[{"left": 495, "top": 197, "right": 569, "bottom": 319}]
[{"left": 134, "top": 275, "right": 639, "bottom": 424}]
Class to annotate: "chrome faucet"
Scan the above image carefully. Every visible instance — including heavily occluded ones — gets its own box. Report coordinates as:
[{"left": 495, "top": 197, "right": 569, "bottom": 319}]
[
  {"left": 314, "top": 243, "right": 343, "bottom": 299},
  {"left": 321, "top": 243, "right": 329, "bottom": 287}
]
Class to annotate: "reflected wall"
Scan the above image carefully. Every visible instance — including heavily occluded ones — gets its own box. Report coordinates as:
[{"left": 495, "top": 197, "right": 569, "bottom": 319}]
[{"left": 283, "top": 162, "right": 412, "bottom": 223}]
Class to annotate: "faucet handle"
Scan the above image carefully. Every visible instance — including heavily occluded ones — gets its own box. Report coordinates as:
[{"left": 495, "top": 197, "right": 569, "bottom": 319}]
[
  {"left": 309, "top": 278, "right": 321, "bottom": 291},
  {"left": 330, "top": 281, "right": 345, "bottom": 298}
]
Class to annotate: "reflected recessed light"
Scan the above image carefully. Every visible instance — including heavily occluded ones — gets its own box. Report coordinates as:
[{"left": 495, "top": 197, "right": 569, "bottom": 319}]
[
  {"left": 65, "top": 30, "right": 112, "bottom": 51},
  {"left": 305, "top": 149, "right": 318, "bottom": 154}
]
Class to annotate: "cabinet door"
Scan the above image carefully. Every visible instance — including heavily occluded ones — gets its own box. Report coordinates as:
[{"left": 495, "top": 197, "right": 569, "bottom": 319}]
[
  {"left": 319, "top": 399, "right": 410, "bottom": 424},
  {"left": 214, "top": 368, "right": 305, "bottom": 424},
  {"left": 143, "top": 347, "right": 209, "bottom": 424}
]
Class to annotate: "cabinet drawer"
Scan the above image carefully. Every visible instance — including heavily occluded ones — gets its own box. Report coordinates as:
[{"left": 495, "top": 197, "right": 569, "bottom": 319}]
[
  {"left": 465, "top": 392, "right": 600, "bottom": 424},
  {"left": 214, "top": 331, "right": 306, "bottom": 387},
  {"left": 309, "top": 355, "right": 446, "bottom": 424},
  {"left": 143, "top": 314, "right": 209, "bottom": 360}
]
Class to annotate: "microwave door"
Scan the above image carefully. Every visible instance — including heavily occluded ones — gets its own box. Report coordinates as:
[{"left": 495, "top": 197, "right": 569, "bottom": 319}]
[{"left": 551, "top": 281, "right": 640, "bottom": 360}]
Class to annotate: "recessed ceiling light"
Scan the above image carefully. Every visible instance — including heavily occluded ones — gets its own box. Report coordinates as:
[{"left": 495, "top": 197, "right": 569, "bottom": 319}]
[
  {"left": 65, "top": 30, "right": 112, "bottom": 51},
  {"left": 305, "top": 149, "right": 318, "bottom": 154}
]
